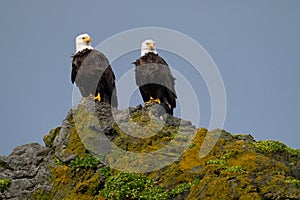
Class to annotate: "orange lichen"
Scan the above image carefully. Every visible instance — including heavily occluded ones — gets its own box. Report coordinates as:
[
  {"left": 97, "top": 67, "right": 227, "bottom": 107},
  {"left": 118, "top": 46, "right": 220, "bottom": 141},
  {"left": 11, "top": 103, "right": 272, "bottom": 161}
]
[{"left": 179, "top": 128, "right": 208, "bottom": 170}]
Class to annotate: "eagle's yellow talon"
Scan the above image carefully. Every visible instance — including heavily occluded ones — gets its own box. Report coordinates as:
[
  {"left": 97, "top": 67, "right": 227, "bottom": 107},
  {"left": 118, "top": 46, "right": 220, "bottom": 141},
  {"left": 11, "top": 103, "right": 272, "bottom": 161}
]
[
  {"left": 90, "top": 93, "right": 101, "bottom": 102},
  {"left": 145, "top": 97, "right": 154, "bottom": 105},
  {"left": 94, "top": 93, "right": 101, "bottom": 102},
  {"left": 145, "top": 97, "right": 160, "bottom": 105},
  {"left": 153, "top": 98, "right": 161, "bottom": 104}
]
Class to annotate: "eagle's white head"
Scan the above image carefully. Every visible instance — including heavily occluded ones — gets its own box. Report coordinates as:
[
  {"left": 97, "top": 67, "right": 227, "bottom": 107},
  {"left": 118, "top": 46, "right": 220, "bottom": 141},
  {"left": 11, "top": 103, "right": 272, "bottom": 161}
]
[
  {"left": 141, "top": 39, "right": 157, "bottom": 56},
  {"left": 75, "top": 33, "right": 93, "bottom": 53}
]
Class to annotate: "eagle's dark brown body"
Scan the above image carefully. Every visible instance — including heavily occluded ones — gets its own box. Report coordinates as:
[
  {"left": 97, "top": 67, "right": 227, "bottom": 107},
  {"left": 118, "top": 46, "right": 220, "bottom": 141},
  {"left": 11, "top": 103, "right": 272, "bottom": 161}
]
[
  {"left": 72, "top": 48, "right": 118, "bottom": 107},
  {"left": 134, "top": 52, "right": 177, "bottom": 115}
]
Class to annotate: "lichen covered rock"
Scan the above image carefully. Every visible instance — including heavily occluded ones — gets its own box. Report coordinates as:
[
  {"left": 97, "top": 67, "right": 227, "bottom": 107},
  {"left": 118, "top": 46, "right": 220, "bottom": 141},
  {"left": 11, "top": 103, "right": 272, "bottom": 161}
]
[{"left": 0, "top": 98, "right": 299, "bottom": 199}]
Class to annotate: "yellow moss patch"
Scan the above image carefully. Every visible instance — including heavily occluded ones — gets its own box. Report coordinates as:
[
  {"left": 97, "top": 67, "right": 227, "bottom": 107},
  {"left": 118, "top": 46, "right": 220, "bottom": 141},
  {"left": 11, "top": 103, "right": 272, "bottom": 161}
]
[
  {"left": 64, "top": 194, "right": 105, "bottom": 200},
  {"left": 52, "top": 165, "right": 70, "bottom": 185},
  {"left": 188, "top": 175, "right": 260, "bottom": 200},
  {"left": 43, "top": 127, "right": 61, "bottom": 147},
  {"left": 50, "top": 163, "right": 105, "bottom": 199},
  {"left": 179, "top": 128, "right": 208, "bottom": 170},
  {"left": 65, "top": 128, "right": 88, "bottom": 158},
  {"left": 75, "top": 172, "right": 103, "bottom": 195}
]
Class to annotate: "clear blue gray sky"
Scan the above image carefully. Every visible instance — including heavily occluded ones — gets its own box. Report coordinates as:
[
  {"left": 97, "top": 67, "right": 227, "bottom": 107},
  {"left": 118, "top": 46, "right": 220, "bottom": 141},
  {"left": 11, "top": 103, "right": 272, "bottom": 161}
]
[{"left": 0, "top": 1, "right": 299, "bottom": 155}]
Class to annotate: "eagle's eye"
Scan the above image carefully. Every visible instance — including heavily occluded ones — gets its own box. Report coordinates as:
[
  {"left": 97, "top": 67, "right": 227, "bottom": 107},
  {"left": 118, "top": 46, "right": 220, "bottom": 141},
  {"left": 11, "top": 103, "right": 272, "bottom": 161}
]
[{"left": 82, "top": 37, "right": 85, "bottom": 40}]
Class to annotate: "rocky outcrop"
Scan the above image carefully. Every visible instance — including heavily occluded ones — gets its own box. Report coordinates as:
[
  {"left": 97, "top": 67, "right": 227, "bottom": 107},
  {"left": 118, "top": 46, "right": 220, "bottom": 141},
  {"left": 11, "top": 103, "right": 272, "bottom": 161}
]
[
  {"left": 0, "top": 143, "right": 53, "bottom": 199},
  {"left": 0, "top": 98, "right": 299, "bottom": 199}
]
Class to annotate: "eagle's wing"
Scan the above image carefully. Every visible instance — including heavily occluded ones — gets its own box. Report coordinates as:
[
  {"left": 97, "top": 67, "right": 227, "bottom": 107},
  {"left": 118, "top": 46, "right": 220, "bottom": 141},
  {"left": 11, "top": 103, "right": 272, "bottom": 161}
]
[
  {"left": 134, "top": 53, "right": 176, "bottom": 109},
  {"left": 72, "top": 49, "right": 118, "bottom": 107}
]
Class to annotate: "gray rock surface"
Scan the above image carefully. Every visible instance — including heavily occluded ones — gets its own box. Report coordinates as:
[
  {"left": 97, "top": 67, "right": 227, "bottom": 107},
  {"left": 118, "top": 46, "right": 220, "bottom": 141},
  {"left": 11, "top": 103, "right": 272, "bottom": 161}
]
[{"left": 0, "top": 143, "right": 53, "bottom": 199}]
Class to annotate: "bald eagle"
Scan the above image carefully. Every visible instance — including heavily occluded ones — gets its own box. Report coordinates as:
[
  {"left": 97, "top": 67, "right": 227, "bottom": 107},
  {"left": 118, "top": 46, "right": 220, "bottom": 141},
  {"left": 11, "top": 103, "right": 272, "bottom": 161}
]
[
  {"left": 134, "top": 40, "right": 177, "bottom": 115},
  {"left": 71, "top": 33, "right": 118, "bottom": 107}
]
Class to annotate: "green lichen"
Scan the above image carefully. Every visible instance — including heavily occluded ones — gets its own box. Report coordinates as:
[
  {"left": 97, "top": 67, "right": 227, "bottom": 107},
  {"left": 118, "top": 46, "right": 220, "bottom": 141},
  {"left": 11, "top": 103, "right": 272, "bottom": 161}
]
[
  {"left": 286, "top": 178, "right": 300, "bottom": 189},
  {"left": 0, "top": 178, "right": 11, "bottom": 192},
  {"left": 54, "top": 156, "right": 63, "bottom": 165},
  {"left": 206, "top": 159, "right": 227, "bottom": 166},
  {"left": 252, "top": 140, "right": 300, "bottom": 156},
  {"left": 206, "top": 158, "right": 246, "bottom": 174},
  {"left": 69, "top": 154, "right": 102, "bottom": 171},
  {"left": 170, "top": 179, "right": 200, "bottom": 196},
  {"left": 223, "top": 165, "right": 246, "bottom": 173},
  {"left": 99, "top": 172, "right": 198, "bottom": 199},
  {"left": 99, "top": 172, "right": 156, "bottom": 199}
]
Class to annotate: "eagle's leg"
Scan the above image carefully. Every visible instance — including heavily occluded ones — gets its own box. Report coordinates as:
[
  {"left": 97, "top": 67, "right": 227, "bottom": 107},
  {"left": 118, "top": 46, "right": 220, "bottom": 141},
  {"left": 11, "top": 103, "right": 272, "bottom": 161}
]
[
  {"left": 89, "top": 93, "right": 101, "bottom": 102},
  {"left": 145, "top": 97, "right": 154, "bottom": 105},
  {"left": 153, "top": 98, "right": 161, "bottom": 104},
  {"left": 94, "top": 93, "right": 101, "bottom": 102},
  {"left": 145, "top": 97, "right": 161, "bottom": 105}
]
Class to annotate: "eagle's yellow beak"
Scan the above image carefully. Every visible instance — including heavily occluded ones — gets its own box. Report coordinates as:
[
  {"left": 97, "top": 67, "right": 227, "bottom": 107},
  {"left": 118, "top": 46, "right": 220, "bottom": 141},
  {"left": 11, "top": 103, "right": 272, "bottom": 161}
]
[
  {"left": 148, "top": 42, "right": 154, "bottom": 50},
  {"left": 83, "top": 36, "right": 91, "bottom": 43}
]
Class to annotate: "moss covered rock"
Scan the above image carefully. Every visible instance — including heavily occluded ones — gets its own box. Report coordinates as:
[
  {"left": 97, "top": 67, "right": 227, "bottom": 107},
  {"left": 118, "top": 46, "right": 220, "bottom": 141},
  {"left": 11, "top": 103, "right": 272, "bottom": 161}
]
[{"left": 0, "top": 98, "right": 299, "bottom": 199}]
